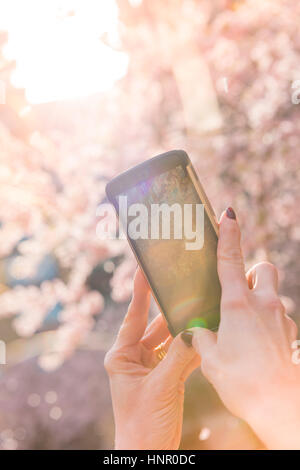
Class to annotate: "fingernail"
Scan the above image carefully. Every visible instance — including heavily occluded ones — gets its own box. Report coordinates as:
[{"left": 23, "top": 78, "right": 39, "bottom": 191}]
[
  {"left": 181, "top": 330, "right": 193, "bottom": 347},
  {"left": 226, "top": 207, "right": 236, "bottom": 220}
]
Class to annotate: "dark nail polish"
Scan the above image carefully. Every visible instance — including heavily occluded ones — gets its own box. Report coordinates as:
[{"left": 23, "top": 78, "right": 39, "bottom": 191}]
[
  {"left": 181, "top": 330, "right": 193, "bottom": 347},
  {"left": 226, "top": 207, "right": 236, "bottom": 220}
]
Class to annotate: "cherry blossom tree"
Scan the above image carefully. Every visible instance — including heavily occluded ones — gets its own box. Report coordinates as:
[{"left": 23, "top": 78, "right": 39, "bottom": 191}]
[{"left": 0, "top": 0, "right": 299, "bottom": 370}]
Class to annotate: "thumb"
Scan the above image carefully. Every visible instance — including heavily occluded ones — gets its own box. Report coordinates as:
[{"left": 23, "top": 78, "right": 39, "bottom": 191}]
[
  {"left": 192, "top": 327, "right": 217, "bottom": 382},
  {"left": 155, "top": 330, "right": 197, "bottom": 384}
]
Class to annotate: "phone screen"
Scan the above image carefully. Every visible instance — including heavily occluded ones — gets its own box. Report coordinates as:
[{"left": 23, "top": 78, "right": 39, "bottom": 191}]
[{"left": 119, "top": 164, "right": 221, "bottom": 334}]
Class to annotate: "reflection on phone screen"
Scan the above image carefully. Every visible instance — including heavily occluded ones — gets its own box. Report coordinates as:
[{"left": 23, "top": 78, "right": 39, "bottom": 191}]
[{"left": 120, "top": 164, "right": 221, "bottom": 335}]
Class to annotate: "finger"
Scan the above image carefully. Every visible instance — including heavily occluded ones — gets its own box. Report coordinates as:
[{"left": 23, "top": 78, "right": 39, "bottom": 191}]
[
  {"left": 247, "top": 262, "right": 279, "bottom": 295},
  {"left": 141, "top": 313, "right": 170, "bottom": 350},
  {"left": 115, "top": 267, "right": 151, "bottom": 347},
  {"left": 154, "top": 330, "right": 198, "bottom": 383},
  {"left": 217, "top": 208, "right": 248, "bottom": 296}
]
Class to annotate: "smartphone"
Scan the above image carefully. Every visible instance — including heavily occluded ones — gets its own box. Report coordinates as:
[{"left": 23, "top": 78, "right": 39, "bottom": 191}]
[{"left": 106, "top": 150, "right": 221, "bottom": 336}]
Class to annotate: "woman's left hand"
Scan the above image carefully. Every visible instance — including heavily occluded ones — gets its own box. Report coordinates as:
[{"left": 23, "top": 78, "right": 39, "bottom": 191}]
[{"left": 104, "top": 268, "right": 200, "bottom": 450}]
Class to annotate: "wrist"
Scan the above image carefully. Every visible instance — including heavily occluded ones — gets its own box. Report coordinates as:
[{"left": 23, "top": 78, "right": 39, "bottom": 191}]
[
  {"left": 114, "top": 425, "right": 179, "bottom": 450},
  {"left": 115, "top": 435, "right": 141, "bottom": 450},
  {"left": 115, "top": 425, "right": 149, "bottom": 450},
  {"left": 115, "top": 425, "right": 141, "bottom": 450},
  {"left": 244, "top": 375, "right": 300, "bottom": 449}
]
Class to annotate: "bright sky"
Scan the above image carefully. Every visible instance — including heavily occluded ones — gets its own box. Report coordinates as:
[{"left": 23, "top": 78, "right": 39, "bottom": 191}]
[{"left": 0, "top": 0, "right": 128, "bottom": 103}]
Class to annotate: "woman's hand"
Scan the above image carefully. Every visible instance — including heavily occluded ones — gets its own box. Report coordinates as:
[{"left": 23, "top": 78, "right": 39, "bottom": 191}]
[
  {"left": 104, "top": 269, "right": 200, "bottom": 450},
  {"left": 192, "top": 208, "right": 300, "bottom": 449}
]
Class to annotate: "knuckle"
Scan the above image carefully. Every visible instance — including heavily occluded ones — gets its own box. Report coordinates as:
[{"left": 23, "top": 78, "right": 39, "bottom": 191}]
[
  {"left": 260, "top": 261, "right": 278, "bottom": 275},
  {"left": 221, "top": 293, "right": 249, "bottom": 312},
  {"left": 218, "top": 246, "right": 243, "bottom": 264},
  {"left": 266, "top": 296, "right": 285, "bottom": 314},
  {"left": 104, "top": 350, "right": 117, "bottom": 374},
  {"left": 256, "top": 261, "right": 279, "bottom": 286}
]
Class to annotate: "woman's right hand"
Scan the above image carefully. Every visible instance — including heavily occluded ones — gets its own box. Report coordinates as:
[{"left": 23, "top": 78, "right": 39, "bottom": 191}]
[
  {"left": 192, "top": 208, "right": 300, "bottom": 449},
  {"left": 104, "top": 268, "right": 200, "bottom": 450}
]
